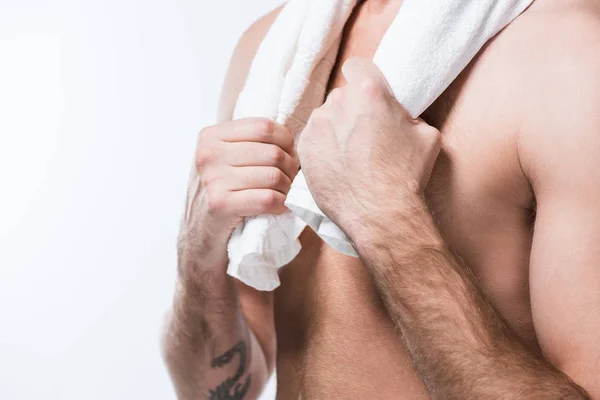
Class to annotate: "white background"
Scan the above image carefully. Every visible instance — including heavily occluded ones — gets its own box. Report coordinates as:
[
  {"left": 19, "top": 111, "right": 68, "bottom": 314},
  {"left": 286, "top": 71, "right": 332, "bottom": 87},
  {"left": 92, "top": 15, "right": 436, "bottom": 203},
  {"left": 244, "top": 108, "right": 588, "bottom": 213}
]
[{"left": 0, "top": 0, "right": 283, "bottom": 398}]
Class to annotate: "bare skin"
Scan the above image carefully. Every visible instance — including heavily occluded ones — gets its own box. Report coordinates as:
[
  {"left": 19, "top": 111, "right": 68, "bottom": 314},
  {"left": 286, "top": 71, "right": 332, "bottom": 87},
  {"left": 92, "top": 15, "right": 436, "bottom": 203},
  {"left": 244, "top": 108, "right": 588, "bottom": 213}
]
[{"left": 163, "top": 0, "right": 600, "bottom": 399}]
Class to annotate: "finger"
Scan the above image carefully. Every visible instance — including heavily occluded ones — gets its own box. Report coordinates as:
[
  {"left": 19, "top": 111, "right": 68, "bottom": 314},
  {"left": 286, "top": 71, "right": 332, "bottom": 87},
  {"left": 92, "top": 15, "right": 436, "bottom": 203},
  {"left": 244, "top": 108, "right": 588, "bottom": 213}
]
[
  {"left": 226, "top": 166, "right": 293, "bottom": 195},
  {"left": 217, "top": 118, "right": 295, "bottom": 155},
  {"left": 226, "top": 189, "right": 288, "bottom": 216},
  {"left": 221, "top": 142, "right": 299, "bottom": 179},
  {"left": 341, "top": 57, "right": 393, "bottom": 95}
]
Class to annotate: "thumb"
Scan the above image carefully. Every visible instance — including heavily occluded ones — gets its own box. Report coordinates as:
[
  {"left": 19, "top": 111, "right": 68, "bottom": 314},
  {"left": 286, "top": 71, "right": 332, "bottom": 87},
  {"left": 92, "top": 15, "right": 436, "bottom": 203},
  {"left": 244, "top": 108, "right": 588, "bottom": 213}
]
[{"left": 341, "top": 57, "right": 393, "bottom": 94}]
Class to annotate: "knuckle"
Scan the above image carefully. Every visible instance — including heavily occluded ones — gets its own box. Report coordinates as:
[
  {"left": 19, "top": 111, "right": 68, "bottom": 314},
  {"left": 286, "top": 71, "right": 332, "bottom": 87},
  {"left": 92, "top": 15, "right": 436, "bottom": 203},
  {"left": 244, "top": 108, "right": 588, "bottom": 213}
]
[
  {"left": 267, "top": 146, "right": 285, "bottom": 164},
  {"left": 423, "top": 125, "right": 442, "bottom": 146},
  {"left": 268, "top": 169, "right": 286, "bottom": 187},
  {"left": 194, "top": 146, "right": 214, "bottom": 170},
  {"left": 260, "top": 190, "right": 281, "bottom": 208},
  {"left": 432, "top": 129, "right": 442, "bottom": 145},
  {"left": 253, "top": 118, "right": 274, "bottom": 136},
  {"left": 359, "top": 78, "right": 384, "bottom": 98},
  {"left": 198, "top": 125, "right": 214, "bottom": 139},
  {"left": 205, "top": 187, "right": 226, "bottom": 214}
]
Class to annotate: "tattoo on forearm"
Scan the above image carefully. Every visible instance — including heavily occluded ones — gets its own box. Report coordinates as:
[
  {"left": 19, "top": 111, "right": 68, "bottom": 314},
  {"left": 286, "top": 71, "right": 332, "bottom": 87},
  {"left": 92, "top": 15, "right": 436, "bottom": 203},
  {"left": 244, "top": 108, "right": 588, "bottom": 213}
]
[{"left": 209, "top": 340, "right": 251, "bottom": 400}]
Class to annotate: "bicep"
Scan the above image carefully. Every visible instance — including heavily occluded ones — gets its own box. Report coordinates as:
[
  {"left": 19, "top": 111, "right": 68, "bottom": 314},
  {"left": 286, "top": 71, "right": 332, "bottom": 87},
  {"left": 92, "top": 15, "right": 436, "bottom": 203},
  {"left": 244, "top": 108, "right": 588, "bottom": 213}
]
[
  {"left": 524, "top": 38, "right": 600, "bottom": 394},
  {"left": 529, "top": 190, "right": 600, "bottom": 394},
  {"left": 517, "top": 13, "right": 600, "bottom": 393}
]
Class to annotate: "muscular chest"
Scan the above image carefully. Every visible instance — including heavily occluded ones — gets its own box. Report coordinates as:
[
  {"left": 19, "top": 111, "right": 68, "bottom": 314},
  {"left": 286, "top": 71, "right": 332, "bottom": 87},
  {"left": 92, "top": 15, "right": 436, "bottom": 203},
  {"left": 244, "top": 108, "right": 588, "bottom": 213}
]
[
  {"left": 326, "top": 6, "right": 534, "bottom": 261},
  {"left": 311, "top": 6, "right": 536, "bottom": 337}
]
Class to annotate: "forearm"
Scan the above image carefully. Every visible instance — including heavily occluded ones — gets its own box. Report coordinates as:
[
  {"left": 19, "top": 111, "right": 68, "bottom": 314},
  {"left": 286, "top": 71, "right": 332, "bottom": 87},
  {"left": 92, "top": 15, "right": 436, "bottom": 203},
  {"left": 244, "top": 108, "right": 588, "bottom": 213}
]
[
  {"left": 352, "top": 198, "right": 589, "bottom": 399},
  {"left": 163, "top": 249, "right": 266, "bottom": 400}
]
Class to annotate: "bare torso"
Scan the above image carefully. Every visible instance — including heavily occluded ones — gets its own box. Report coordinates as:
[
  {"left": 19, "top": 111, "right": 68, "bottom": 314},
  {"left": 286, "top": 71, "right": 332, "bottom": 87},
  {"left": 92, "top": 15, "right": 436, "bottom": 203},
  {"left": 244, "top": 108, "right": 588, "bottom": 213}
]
[{"left": 273, "top": 1, "right": 542, "bottom": 398}]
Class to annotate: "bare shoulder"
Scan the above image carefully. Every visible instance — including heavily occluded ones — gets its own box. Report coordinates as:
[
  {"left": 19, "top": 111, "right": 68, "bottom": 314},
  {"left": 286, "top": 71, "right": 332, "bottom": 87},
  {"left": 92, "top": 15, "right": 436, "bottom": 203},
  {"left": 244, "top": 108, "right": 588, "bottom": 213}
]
[
  {"left": 217, "top": 4, "right": 284, "bottom": 122},
  {"left": 509, "top": 0, "right": 600, "bottom": 85},
  {"left": 488, "top": 0, "right": 600, "bottom": 186}
]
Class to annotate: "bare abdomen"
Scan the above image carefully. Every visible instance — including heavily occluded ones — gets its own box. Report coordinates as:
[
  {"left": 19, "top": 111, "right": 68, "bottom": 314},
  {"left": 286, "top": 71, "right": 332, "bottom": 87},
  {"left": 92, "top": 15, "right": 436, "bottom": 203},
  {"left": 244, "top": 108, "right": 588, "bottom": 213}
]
[{"left": 273, "top": 229, "right": 429, "bottom": 400}]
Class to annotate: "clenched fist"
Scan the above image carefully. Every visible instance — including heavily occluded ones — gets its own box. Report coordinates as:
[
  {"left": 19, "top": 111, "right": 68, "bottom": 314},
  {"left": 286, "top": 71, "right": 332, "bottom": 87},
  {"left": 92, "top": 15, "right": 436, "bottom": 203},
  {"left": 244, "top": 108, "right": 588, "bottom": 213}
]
[
  {"left": 297, "top": 57, "right": 441, "bottom": 235},
  {"left": 180, "top": 117, "right": 299, "bottom": 270}
]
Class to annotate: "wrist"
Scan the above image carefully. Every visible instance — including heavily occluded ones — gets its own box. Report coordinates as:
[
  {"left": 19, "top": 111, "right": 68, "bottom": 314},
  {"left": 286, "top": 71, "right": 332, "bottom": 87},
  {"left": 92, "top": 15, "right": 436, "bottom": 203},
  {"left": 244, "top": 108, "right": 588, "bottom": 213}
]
[
  {"left": 349, "top": 194, "right": 443, "bottom": 255},
  {"left": 177, "top": 223, "right": 235, "bottom": 291},
  {"left": 178, "top": 214, "right": 233, "bottom": 263},
  {"left": 344, "top": 193, "right": 419, "bottom": 242}
]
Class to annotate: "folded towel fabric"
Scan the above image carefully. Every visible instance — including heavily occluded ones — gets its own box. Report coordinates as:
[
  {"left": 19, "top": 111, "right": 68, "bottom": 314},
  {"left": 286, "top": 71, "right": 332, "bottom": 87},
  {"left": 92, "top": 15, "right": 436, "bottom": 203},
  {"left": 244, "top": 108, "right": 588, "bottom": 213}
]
[{"left": 227, "top": 0, "right": 533, "bottom": 291}]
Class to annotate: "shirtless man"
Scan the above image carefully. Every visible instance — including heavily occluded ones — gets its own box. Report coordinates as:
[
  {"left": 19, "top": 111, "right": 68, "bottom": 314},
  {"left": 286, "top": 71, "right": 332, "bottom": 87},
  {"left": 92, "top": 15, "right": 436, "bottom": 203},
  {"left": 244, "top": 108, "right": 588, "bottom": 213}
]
[{"left": 163, "top": 0, "right": 600, "bottom": 398}]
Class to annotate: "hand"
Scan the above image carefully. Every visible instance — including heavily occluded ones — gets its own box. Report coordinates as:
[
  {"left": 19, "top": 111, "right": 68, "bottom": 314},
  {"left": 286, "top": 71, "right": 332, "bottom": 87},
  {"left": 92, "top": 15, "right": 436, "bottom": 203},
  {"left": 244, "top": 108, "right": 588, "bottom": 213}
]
[
  {"left": 179, "top": 118, "right": 299, "bottom": 271},
  {"left": 297, "top": 57, "right": 441, "bottom": 234}
]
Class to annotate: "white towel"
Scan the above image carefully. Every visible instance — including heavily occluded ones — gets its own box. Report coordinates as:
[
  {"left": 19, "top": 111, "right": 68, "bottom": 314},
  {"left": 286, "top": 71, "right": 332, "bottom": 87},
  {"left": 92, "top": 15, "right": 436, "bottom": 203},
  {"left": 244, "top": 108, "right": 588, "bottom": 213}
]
[{"left": 228, "top": 0, "right": 533, "bottom": 291}]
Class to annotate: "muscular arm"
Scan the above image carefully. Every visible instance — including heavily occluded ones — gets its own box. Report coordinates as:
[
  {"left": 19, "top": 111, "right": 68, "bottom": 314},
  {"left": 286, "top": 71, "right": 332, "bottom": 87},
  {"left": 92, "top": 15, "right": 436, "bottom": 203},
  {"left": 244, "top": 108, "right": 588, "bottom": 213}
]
[
  {"left": 349, "top": 6, "right": 600, "bottom": 400},
  {"left": 353, "top": 201, "right": 590, "bottom": 398},
  {"left": 519, "top": 6, "right": 600, "bottom": 395},
  {"left": 162, "top": 7, "right": 282, "bottom": 399}
]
